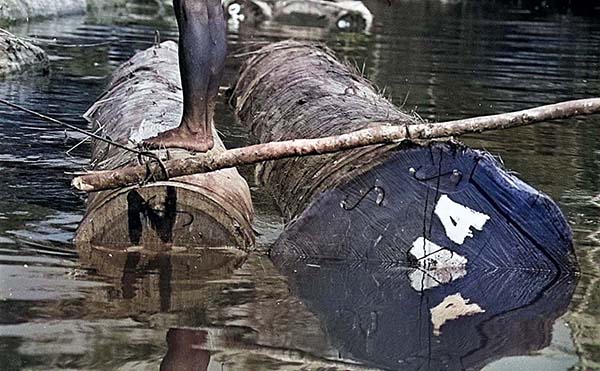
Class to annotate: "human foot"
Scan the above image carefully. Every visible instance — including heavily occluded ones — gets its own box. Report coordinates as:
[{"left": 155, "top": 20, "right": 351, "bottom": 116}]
[{"left": 143, "top": 127, "right": 214, "bottom": 153}]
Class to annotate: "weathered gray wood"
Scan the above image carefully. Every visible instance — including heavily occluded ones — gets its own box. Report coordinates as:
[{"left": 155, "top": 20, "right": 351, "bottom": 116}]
[
  {"left": 0, "top": 0, "right": 130, "bottom": 24},
  {"left": 233, "top": 40, "right": 420, "bottom": 219},
  {"left": 0, "top": 32, "right": 48, "bottom": 76},
  {"left": 75, "top": 41, "right": 254, "bottom": 259}
]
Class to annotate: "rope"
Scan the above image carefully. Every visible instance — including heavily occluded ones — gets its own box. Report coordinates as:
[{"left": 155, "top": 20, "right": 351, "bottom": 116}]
[
  {"left": 0, "top": 97, "right": 144, "bottom": 156},
  {"left": 0, "top": 97, "right": 170, "bottom": 182}
]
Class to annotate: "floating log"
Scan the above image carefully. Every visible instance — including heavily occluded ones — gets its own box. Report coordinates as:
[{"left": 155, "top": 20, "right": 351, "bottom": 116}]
[
  {"left": 0, "top": 31, "right": 48, "bottom": 76},
  {"left": 75, "top": 41, "right": 254, "bottom": 268},
  {"left": 232, "top": 41, "right": 577, "bottom": 272},
  {"left": 223, "top": 0, "right": 373, "bottom": 32}
]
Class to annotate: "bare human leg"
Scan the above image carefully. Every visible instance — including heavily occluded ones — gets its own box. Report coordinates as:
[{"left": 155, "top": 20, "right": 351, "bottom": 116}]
[{"left": 143, "top": 0, "right": 227, "bottom": 153}]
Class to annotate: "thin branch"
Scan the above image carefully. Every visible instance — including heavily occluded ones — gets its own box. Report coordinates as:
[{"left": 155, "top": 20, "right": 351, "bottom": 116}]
[
  {"left": 69, "top": 98, "right": 600, "bottom": 192},
  {"left": 66, "top": 124, "right": 105, "bottom": 156}
]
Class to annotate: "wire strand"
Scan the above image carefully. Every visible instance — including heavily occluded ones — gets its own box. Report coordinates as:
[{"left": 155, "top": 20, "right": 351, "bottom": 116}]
[{"left": 0, "top": 97, "right": 144, "bottom": 156}]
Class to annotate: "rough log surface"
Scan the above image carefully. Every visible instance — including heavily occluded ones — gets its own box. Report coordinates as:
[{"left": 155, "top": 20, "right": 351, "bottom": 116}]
[
  {"left": 0, "top": 32, "right": 48, "bottom": 75},
  {"left": 75, "top": 41, "right": 254, "bottom": 256},
  {"left": 234, "top": 42, "right": 578, "bottom": 368},
  {"left": 233, "top": 41, "right": 577, "bottom": 271},
  {"left": 234, "top": 41, "right": 420, "bottom": 219}
]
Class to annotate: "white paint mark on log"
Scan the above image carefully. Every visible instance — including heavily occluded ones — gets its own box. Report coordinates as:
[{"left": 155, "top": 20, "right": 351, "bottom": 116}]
[
  {"left": 409, "top": 237, "right": 467, "bottom": 269},
  {"left": 430, "top": 293, "right": 485, "bottom": 336},
  {"left": 409, "top": 237, "right": 467, "bottom": 291},
  {"left": 409, "top": 267, "right": 467, "bottom": 292},
  {"left": 435, "top": 195, "right": 490, "bottom": 245}
]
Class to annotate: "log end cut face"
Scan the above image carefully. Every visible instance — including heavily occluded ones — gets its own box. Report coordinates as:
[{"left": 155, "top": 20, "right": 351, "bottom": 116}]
[
  {"left": 76, "top": 182, "right": 254, "bottom": 255},
  {"left": 271, "top": 141, "right": 578, "bottom": 369},
  {"left": 273, "top": 141, "right": 577, "bottom": 273},
  {"left": 75, "top": 41, "right": 254, "bottom": 270}
]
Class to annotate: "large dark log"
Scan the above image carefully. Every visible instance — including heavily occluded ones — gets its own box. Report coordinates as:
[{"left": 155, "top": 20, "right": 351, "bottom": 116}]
[
  {"left": 75, "top": 41, "right": 254, "bottom": 270},
  {"left": 232, "top": 41, "right": 577, "bottom": 272}
]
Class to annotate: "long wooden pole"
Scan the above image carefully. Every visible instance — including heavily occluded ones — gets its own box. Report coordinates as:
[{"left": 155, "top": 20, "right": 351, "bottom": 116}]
[{"left": 72, "top": 98, "right": 600, "bottom": 192}]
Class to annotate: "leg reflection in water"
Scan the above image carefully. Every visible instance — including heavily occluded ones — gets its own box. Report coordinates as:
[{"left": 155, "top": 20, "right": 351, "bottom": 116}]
[{"left": 161, "top": 328, "right": 211, "bottom": 371}]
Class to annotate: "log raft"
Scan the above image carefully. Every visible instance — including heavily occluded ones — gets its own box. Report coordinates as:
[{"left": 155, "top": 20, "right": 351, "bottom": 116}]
[
  {"left": 232, "top": 41, "right": 577, "bottom": 272},
  {"left": 75, "top": 41, "right": 254, "bottom": 272}
]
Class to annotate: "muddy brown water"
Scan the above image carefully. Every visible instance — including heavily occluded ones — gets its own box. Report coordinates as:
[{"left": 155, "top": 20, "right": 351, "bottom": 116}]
[{"left": 0, "top": 1, "right": 598, "bottom": 370}]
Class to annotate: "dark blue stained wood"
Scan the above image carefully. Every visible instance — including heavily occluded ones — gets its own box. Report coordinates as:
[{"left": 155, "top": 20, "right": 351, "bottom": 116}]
[
  {"left": 272, "top": 257, "right": 577, "bottom": 371},
  {"left": 471, "top": 157, "right": 574, "bottom": 271},
  {"left": 272, "top": 141, "right": 577, "bottom": 272}
]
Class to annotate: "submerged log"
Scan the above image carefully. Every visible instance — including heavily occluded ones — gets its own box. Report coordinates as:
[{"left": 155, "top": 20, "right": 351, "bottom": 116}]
[
  {"left": 0, "top": 32, "right": 48, "bottom": 76},
  {"left": 232, "top": 41, "right": 577, "bottom": 272},
  {"left": 75, "top": 41, "right": 254, "bottom": 266},
  {"left": 0, "top": 0, "right": 128, "bottom": 24},
  {"left": 222, "top": 0, "right": 374, "bottom": 32},
  {"left": 274, "top": 258, "right": 576, "bottom": 370},
  {"left": 276, "top": 257, "right": 577, "bottom": 370}
]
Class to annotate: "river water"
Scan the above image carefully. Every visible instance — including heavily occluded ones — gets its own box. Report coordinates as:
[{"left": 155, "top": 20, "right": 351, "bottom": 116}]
[{"left": 0, "top": 1, "right": 598, "bottom": 370}]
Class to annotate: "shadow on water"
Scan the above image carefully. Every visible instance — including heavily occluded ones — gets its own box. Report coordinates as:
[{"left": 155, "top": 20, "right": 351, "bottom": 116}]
[{"left": 0, "top": 0, "right": 599, "bottom": 370}]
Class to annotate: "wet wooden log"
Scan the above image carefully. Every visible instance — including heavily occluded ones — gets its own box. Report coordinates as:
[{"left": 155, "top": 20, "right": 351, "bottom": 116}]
[
  {"left": 0, "top": 32, "right": 48, "bottom": 76},
  {"left": 75, "top": 41, "right": 254, "bottom": 265},
  {"left": 232, "top": 41, "right": 577, "bottom": 272}
]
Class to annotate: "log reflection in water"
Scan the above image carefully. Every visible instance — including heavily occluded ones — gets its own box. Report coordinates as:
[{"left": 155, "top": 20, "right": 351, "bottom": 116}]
[
  {"left": 273, "top": 256, "right": 578, "bottom": 371},
  {"left": 77, "top": 241, "right": 247, "bottom": 314},
  {"left": 161, "top": 329, "right": 211, "bottom": 371}
]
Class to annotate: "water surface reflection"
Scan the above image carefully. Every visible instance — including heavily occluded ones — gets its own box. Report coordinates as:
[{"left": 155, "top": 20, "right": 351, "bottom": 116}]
[
  {"left": 274, "top": 257, "right": 577, "bottom": 370},
  {"left": 0, "top": 0, "right": 598, "bottom": 369}
]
